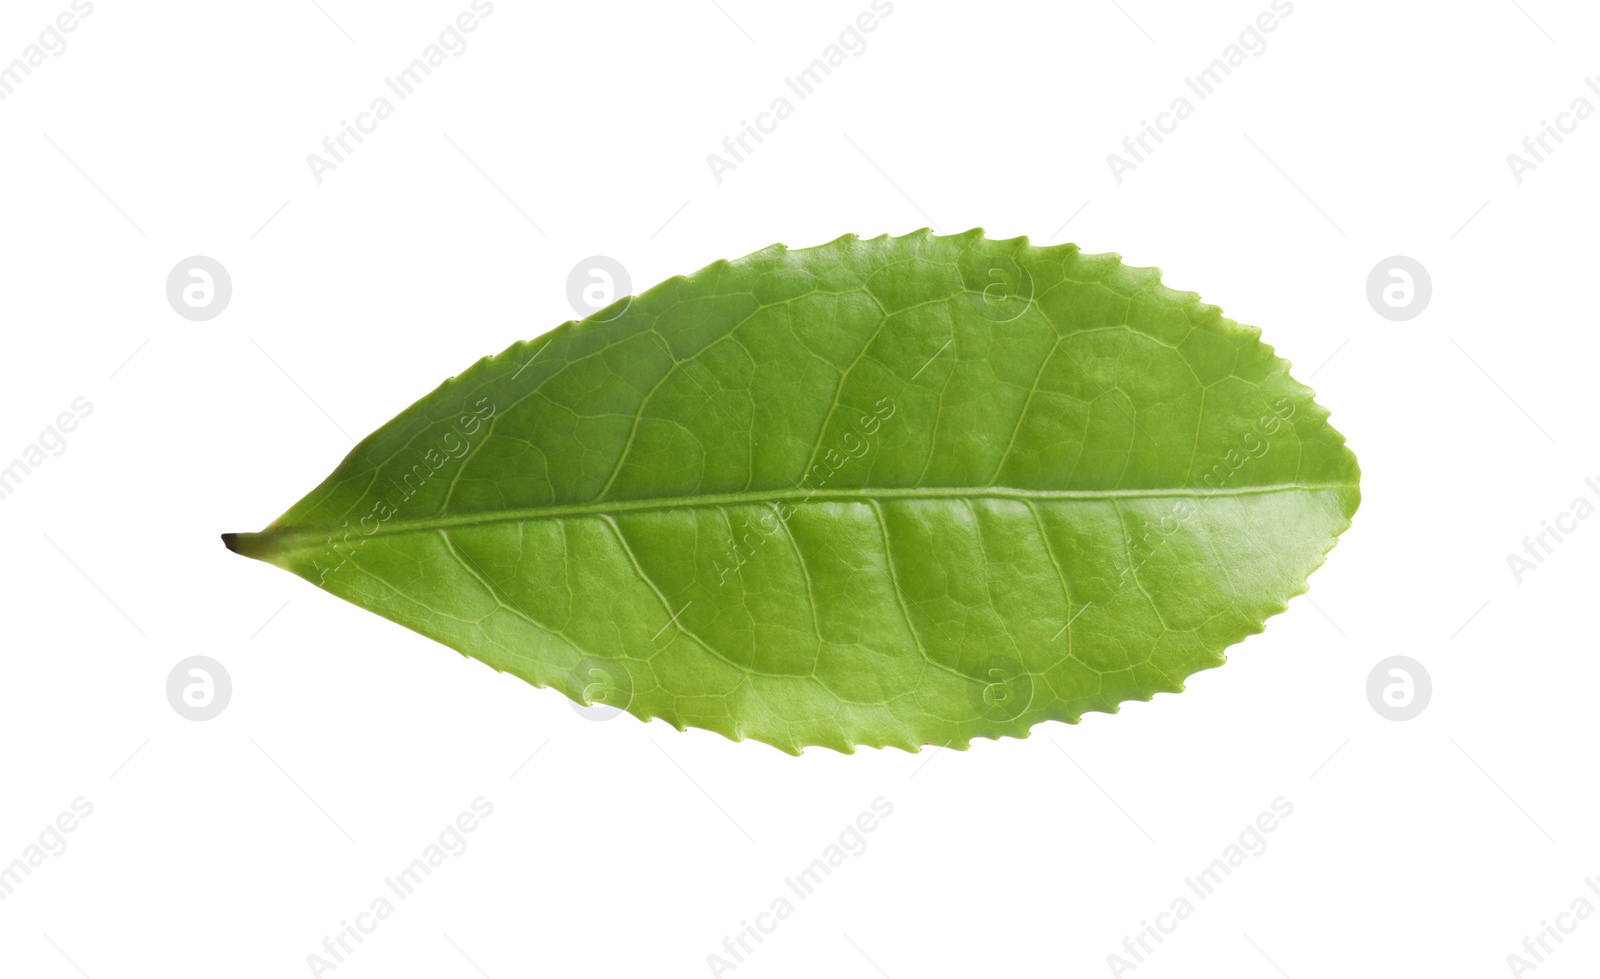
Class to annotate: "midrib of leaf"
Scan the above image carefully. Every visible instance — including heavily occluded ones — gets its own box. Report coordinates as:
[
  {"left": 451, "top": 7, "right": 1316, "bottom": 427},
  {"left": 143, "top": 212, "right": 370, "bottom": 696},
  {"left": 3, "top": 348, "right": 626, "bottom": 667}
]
[
  {"left": 224, "top": 230, "right": 1363, "bottom": 753},
  {"left": 229, "top": 480, "right": 1356, "bottom": 559}
]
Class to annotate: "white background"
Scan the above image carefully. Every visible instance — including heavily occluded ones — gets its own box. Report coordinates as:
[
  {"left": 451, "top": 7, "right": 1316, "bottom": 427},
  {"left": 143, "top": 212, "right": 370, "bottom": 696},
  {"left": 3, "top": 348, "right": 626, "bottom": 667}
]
[{"left": 1, "top": 1, "right": 1596, "bottom": 976}]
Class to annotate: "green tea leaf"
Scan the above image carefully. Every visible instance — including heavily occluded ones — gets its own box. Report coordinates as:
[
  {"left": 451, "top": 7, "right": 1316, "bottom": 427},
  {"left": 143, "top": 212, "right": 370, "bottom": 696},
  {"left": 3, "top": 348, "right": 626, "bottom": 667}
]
[{"left": 225, "top": 230, "right": 1359, "bottom": 753}]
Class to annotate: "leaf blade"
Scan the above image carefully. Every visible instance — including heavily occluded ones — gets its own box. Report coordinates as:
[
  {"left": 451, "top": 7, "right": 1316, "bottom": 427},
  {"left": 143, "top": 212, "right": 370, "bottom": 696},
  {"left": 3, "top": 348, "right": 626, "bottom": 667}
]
[{"left": 226, "top": 230, "right": 1359, "bottom": 753}]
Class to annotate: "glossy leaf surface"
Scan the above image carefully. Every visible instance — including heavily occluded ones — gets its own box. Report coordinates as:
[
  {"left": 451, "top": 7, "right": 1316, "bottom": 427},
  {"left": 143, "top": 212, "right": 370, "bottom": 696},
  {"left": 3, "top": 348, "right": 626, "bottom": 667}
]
[{"left": 225, "top": 231, "right": 1360, "bottom": 753}]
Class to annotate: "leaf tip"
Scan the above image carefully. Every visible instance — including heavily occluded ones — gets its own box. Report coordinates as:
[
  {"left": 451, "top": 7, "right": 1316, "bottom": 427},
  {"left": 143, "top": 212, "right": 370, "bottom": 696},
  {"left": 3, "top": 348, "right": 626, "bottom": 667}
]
[{"left": 221, "top": 530, "right": 276, "bottom": 564}]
